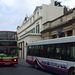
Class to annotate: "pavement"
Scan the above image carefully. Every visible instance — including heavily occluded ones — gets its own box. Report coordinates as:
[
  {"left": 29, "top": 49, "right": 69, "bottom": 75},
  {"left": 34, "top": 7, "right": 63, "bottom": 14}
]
[
  {"left": 18, "top": 59, "right": 26, "bottom": 65},
  {"left": 18, "top": 58, "right": 31, "bottom": 67}
]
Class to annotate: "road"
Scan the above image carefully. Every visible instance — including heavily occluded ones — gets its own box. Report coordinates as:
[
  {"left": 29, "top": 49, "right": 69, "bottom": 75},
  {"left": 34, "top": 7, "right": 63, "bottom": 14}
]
[{"left": 0, "top": 59, "right": 58, "bottom": 75}]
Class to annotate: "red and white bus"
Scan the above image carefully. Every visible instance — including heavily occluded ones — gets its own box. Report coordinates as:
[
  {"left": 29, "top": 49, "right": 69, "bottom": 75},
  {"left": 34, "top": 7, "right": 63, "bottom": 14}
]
[
  {"left": 0, "top": 31, "right": 18, "bottom": 66},
  {"left": 26, "top": 36, "right": 75, "bottom": 75}
]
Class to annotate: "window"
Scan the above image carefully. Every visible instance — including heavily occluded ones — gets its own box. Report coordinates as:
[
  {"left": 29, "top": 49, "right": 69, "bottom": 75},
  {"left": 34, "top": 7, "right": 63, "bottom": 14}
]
[
  {"left": 37, "top": 12, "right": 39, "bottom": 18},
  {"left": 0, "top": 48, "right": 17, "bottom": 57},
  {"left": 60, "top": 44, "right": 67, "bottom": 60},
  {"left": 66, "top": 43, "right": 75, "bottom": 61},
  {"left": 0, "top": 41, "right": 17, "bottom": 46},
  {"left": 29, "top": 28, "right": 35, "bottom": 33},
  {"left": 31, "top": 46, "right": 34, "bottom": 56},
  {"left": 32, "top": 28, "right": 35, "bottom": 33},
  {"left": 33, "top": 45, "right": 46, "bottom": 57},
  {"left": 0, "top": 32, "right": 17, "bottom": 40},
  {"left": 46, "top": 43, "right": 75, "bottom": 61},
  {"left": 47, "top": 45, "right": 56, "bottom": 58},
  {"left": 54, "top": 44, "right": 67, "bottom": 60},
  {"left": 36, "top": 24, "right": 40, "bottom": 33},
  {"left": 34, "top": 46, "right": 39, "bottom": 56},
  {"left": 67, "top": 30, "right": 72, "bottom": 36},
  {"left": 27, "top": 46, "right": 32, "bottom": 55},
  {"left": 39, "top": 45, "right": 45, "bottom": 57},
  {"left": 55, "top": 45, "right": 61, "bottom": 59},
  {"left": 59, "top": 32, "right": 65, "bottom": 38},
  {"left": 20, "top": 28, "right": 35, "bottom": 38},
  {"left": 47, "top": 44, "right": 67, "bottom": 60},
  {"left": 52, "top": 35, "right": 57, "bottom": 39},
  {"left": 27, "top": 46, "right": 34, "bottom": 56}
]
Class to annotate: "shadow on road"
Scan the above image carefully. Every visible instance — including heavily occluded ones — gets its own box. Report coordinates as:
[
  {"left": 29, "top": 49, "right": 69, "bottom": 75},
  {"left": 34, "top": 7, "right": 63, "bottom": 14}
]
[
  {"left": 0, "top": 65, "right": 17, "bottom": 68},
  {"left": 29, "top": 66, "right": 59, "bottom": 75}
]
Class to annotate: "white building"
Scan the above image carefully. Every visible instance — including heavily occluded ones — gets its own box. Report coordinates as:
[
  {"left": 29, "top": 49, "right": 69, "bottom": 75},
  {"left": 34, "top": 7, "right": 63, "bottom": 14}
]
[{"left": 17, "top": 0, "right": 64, "bottom": 59}]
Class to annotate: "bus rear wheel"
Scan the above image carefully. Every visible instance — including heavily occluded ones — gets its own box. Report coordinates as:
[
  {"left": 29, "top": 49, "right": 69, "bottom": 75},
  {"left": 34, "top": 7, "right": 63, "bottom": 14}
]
[{"left": 68, "top": 68, "right": 75, "bottom": 75}]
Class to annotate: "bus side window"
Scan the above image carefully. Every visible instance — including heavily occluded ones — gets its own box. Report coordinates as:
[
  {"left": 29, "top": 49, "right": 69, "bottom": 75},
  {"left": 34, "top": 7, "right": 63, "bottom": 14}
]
[
  {"left": 34, "top": 46, "right": 39, "bottom": 56},
  {"left": 47, "top": 45, "right": 55, "bottom": 58},
  {"left": 39, "top": 45, "right": 44, "bottom": 57},
  {"left": 55, "top": 44, "right": 67, "bottom": 60},
  {"left": 38, "top": 45, "right": 40, "bottom": 57},
  {"left": 27, "top": 46, "right": 31, "bottom": 55},
  {"left": 27, "top": 46, "right": 34, "bottom": 56},
  {"left": 55, "top": 47, "right": 61, "bottom": 59},
  {"left": 67, "top": 43, "right": 75, "bottom": 61},
  {"left": 72, "top": 46, "right": 75, "bottom": 59},
  {"left": 47, "top": 46, "right": 51, "bottom": 58},
  {"left": 31, "top": 46, "right": 34, "bottom": 56},
  {"left": 61, "top": 44, "right": 67, "bottom": 60}
]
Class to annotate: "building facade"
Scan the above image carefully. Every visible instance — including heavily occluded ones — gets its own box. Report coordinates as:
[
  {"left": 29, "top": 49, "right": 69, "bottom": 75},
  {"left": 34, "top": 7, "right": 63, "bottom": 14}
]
[
  {"left": 41, "top": 8, "right": 75, "bottom": 40},
  {"left": 17, "top": 0, "right": 64, "bottom": 59}
]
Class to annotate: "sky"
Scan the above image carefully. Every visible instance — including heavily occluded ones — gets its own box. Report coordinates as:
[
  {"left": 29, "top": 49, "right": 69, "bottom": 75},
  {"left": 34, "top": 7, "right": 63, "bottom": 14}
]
[{"left": 0, "top": 0, "right": 75, "bottom": 31}]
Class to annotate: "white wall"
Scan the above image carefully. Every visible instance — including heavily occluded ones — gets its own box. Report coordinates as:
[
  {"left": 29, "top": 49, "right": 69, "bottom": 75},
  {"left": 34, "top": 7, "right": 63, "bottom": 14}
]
[{"left": 42, "top": 4, "right": 63, "bottom": 24}]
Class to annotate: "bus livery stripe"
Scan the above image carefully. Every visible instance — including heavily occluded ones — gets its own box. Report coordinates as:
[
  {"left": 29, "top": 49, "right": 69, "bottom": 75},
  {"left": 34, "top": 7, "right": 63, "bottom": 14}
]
[
  {"left": 40, "top": 62, "right": 68, "bottom": 72},
  {"left": 26, "top": 59, "right": 68, "bottom": 72}
]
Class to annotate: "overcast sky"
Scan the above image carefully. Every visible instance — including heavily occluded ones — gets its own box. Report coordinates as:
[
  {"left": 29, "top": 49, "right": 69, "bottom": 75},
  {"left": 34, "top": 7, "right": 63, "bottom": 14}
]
[{"left": 0, "top": 0, "right": 75, "bottom": 31}]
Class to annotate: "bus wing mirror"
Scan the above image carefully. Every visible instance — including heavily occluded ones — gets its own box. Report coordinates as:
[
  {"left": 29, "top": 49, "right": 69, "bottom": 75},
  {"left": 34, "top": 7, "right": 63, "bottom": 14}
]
[{"left": 19, "top": 48, "right": 22, "bottom": 50}]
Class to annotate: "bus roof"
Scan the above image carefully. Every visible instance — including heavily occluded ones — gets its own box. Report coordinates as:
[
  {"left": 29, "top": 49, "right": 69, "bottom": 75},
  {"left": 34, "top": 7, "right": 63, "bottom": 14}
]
[
  {"left": 28, "top": 36, "right": 75, "bottom": 46},
  {"left": 0, "top": 31, "right": 17, "bottom": 33}
]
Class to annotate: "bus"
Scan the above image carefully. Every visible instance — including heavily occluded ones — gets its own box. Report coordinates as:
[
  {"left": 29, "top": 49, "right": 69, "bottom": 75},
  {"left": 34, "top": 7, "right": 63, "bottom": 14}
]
[
  {"left": 0, "top": 31, "right": 18, "bottom": 66},
  {"left": 26, "top": 36, "right": 75, "bottom": 75}
]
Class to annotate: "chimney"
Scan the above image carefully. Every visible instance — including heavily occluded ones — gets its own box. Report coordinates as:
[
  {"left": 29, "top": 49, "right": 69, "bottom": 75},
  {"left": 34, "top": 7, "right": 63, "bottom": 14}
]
[
  {"left": 25, "top": 14, "right": 28, "bottom": 21},
  {"left": 64, "top": 6, "right": 68, "bottom": 14},
  {"left": 51, "top": 0, "right": 54, "bottom": 6}
]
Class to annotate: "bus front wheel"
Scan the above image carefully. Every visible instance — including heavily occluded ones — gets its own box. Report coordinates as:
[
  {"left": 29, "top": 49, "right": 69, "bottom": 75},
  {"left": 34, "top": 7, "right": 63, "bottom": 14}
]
[
  {"left": 68, "top": 68, "right": 75, "bottom": 75},
  {"left": 34, "top": 61, "right": 38, "bottom": 69}
]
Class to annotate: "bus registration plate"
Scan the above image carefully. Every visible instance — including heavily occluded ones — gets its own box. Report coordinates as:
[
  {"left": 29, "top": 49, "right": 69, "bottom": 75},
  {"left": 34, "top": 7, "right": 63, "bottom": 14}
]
[{"left": 5, "top": 63, "right": 10, "bottom": 65}]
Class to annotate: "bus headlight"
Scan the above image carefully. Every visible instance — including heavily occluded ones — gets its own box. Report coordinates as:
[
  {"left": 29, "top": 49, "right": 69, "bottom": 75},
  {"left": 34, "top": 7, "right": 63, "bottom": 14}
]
[{"left": 14, "top": 59, "right": 16, "bottom": 61}]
